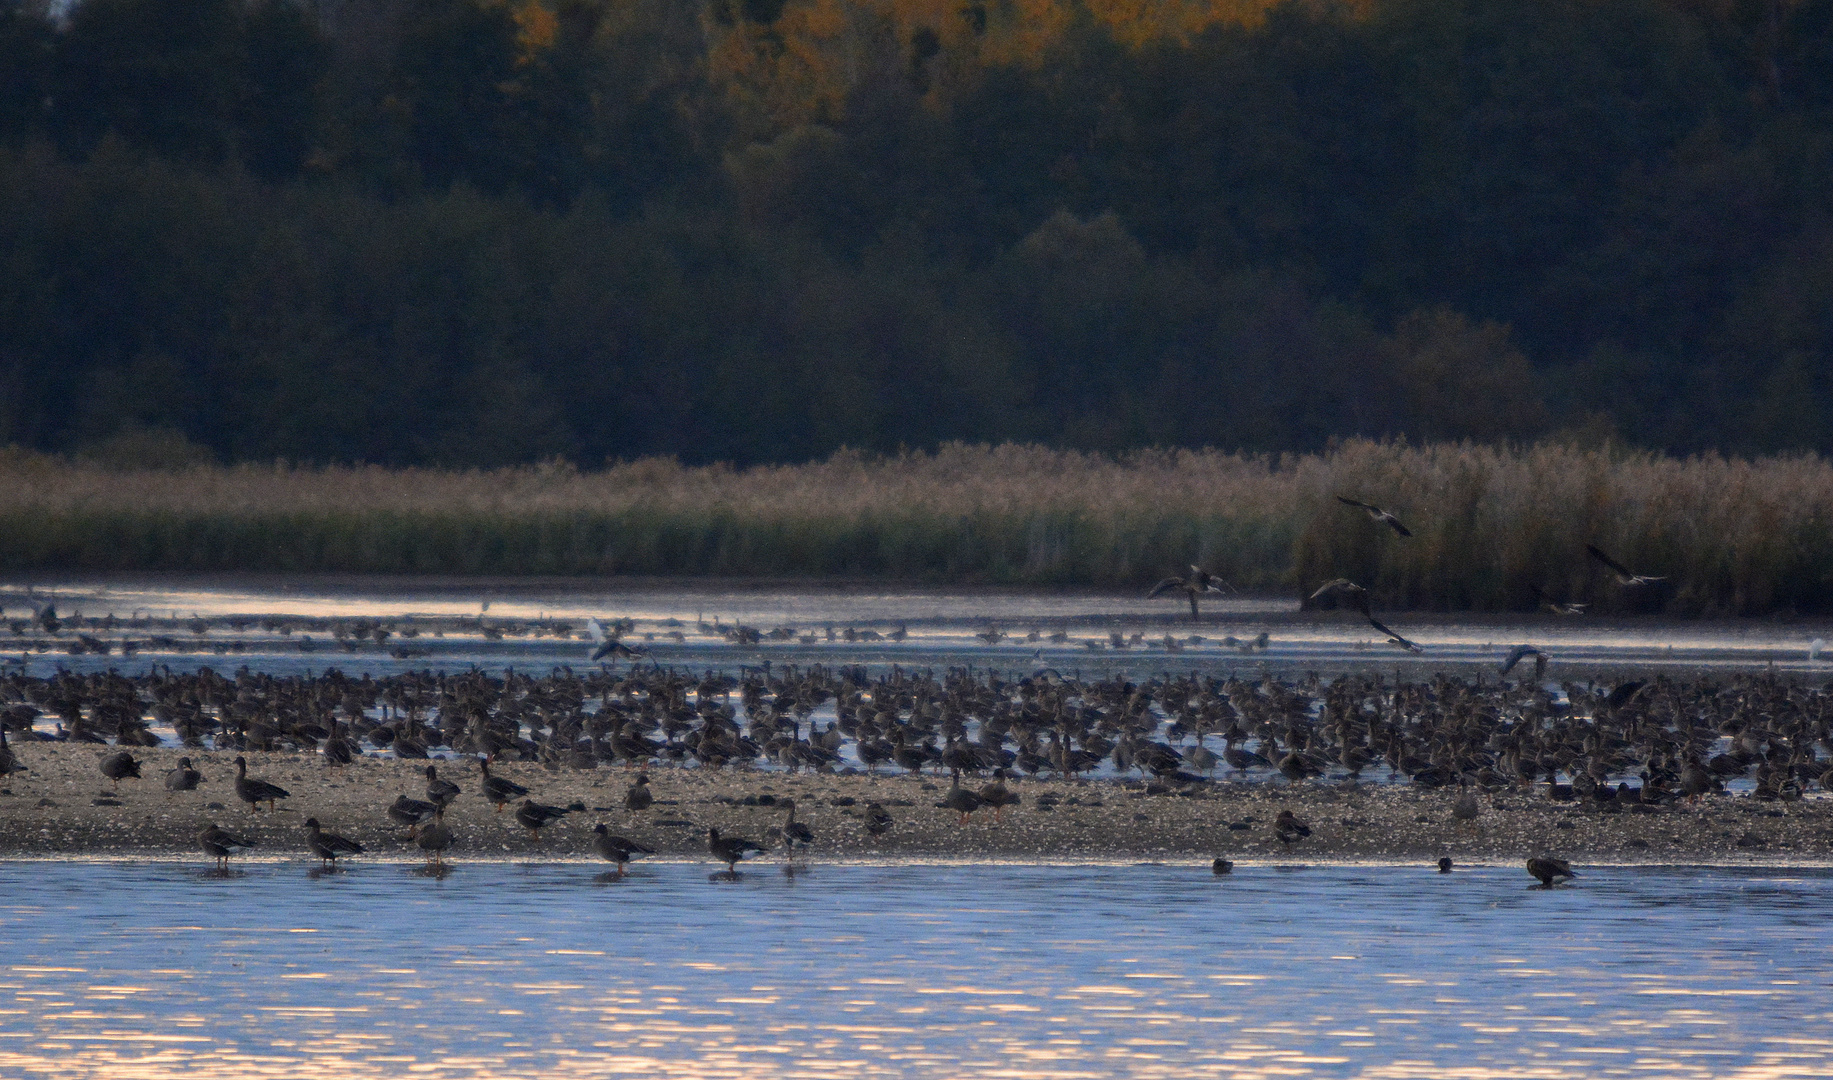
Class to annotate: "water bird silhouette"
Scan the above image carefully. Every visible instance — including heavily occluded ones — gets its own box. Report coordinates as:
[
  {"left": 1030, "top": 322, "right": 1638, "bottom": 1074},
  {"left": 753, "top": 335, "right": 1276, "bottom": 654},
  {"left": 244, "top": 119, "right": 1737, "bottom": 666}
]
[
  {"left": 1148, "top": 566, "right": 1231, "bottom": 621},
  {"left": 1336, "top": 495, "right": 1412, "bottom": 536},
  {"left": 1586, "top": 544, "right": 1667, "bottom": 586}
]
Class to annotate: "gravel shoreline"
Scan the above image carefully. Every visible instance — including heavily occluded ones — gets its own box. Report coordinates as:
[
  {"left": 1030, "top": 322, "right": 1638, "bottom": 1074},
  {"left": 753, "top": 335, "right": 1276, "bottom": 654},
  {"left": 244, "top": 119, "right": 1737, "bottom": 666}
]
[{"left": 4, "top": 744, "right": 1830, "bottom": 866}]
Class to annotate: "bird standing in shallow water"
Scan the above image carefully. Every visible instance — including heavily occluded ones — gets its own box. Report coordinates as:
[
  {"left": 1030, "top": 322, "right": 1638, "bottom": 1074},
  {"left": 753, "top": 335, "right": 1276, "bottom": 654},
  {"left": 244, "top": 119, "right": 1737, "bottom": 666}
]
[
  {"left": 592, "top": 823, "right": 654, "bottom": 877},
  {"left": 198, "top": 823, "right": 255, "bottom": 869},
  {"left": 708, "top": 827, "right": 766, "bottom": 872},
  {"left": 417, "top": 808, "right": 453, "bottom": 868},
  {"left": 304, "top": 817, "right": 365, "bottom": 868},
  {"left": 1526, "top": 857, "right": 1575, "bottom": 887}
]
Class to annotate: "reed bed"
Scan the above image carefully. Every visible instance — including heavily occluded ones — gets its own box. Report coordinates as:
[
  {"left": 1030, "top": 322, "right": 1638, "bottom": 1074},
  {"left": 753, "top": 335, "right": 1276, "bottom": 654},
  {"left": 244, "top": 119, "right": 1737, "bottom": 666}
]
[{"left": 3, "top": 441, "right": 1832, "bottom": 614}]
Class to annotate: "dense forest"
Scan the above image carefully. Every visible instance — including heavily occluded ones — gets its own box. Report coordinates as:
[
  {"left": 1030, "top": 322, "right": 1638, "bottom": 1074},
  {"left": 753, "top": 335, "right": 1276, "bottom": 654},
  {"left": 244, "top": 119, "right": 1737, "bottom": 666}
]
[{"left": 1, "top": 0, "right": 1830, "bottom": 467}]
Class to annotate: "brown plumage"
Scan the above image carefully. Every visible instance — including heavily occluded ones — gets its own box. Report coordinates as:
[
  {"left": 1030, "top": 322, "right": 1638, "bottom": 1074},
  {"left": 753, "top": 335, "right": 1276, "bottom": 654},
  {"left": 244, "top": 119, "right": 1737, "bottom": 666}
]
[{"left": 233, "top": 756, "right": 289, "bottom": 812}]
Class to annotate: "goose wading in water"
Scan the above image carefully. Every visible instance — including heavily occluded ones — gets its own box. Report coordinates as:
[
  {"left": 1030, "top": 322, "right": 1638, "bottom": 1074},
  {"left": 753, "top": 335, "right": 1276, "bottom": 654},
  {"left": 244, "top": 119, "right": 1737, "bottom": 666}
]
[
  {"left": 234, "top": 756, "right": 290, "bottom": 812},
  {"left": 708, "top": 827, "right": 766, "bottom": 872},
  {"left": 304, "top": 817, "right": 365, "bottom": 868},
  {"left": 198, "top": 823, "right": 255, "bottom": 869},
  {"left": 1526, "top": 857, "right": 1575, "bottom": 887},
  {"left": 417, "top": 807, "right": 453, "bottom": 868},
  {"left": 592, "top": 824, "right": 654, "bottom": 877}
]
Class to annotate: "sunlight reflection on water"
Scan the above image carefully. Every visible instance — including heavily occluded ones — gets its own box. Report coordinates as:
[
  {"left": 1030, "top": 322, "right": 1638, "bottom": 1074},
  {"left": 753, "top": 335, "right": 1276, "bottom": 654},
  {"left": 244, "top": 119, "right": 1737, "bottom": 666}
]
[{"left": 1, "top": 863, "right": 1831, "bottom": 1078}]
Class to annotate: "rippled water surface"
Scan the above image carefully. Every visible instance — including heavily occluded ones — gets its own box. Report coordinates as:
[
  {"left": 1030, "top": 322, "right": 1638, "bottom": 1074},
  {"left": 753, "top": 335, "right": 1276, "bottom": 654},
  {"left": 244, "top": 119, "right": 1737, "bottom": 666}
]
[{"left": 2, "top": 861, "right": 1831, "bottom": 1079}]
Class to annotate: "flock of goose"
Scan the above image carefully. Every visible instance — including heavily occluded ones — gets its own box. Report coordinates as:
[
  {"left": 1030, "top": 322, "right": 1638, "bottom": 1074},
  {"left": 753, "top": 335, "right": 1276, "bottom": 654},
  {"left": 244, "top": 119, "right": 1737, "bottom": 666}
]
[{"left": 0, "top": 496, "right": 1820, "bottom": 888}]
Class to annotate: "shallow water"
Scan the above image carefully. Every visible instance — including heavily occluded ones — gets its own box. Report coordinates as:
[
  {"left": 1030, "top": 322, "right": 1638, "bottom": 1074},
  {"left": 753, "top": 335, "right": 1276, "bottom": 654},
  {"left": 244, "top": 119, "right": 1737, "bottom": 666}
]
[
  {"left": 1, "top": 861, "right": 1830, "bottom": 1079},
  {"left": 4, "top": 577, "right": 1833, "bottom": 682}
]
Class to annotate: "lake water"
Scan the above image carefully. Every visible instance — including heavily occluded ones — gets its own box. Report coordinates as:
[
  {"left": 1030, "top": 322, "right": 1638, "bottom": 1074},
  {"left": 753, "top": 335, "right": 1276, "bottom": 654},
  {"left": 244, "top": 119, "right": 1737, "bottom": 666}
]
[
  {"left": 1, "top": 861, "right": 1830, "bottom": 1079},
  {"left": 4, "top": 576, "right": 1833, "bottom": 681}
]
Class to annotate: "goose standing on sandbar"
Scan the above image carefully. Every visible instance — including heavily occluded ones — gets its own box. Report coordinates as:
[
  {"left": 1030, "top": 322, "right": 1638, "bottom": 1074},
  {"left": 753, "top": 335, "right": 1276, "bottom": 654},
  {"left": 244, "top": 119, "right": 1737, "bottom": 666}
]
[
  {"left": 478, "top": 756, "right": 528, "bottom": 813},
  {"left": 234, "top": 756, "right": 290, "bottom": 812}
]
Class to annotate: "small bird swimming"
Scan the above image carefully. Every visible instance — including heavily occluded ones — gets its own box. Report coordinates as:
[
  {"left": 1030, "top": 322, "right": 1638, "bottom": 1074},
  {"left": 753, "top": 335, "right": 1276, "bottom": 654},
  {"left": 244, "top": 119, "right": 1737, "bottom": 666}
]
[
  {"left": 1438, "top": 857, "right": 1454, "bottom": 872},
  {"left": 1336, "top": 496, "right": 1412, "bottom": 536},
  {"left": 1586, "top": 544, "right": 1667, "bottom": 587},
  {"left": 1212, "top": 857, "right": 1233, "bottom": 875},
  {"left": 1526, "top": 856, "right": 1575, "bottom": 887}
]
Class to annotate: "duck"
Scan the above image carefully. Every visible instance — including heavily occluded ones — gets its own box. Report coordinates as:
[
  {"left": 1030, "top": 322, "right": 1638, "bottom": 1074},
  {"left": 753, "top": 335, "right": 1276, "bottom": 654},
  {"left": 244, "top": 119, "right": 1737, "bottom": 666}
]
[
  {"left": 164, "top": 756, "right": 203, "bottom": 794},
  {"left": 1273, "top": 810, "right": 1311, "bottom": 849},
  {"left": 708, "top": 826, "right": 766, "bottom": 871},
  {"left": 624, "top": 773, "right": 654, "bottom": 813},
  {"left": 515, "top": 798, "right": 571, "bottom": 840},
  {"left": 304, "top": 817, "right": 365, "bottom": 868},
  {"left": 941, "top": 776, "right": 984, "bottom": 825},
  {"left": 417, "top": 807, "right": 453, "bottom": 868},
  {"left": 100, "top": 750, "right": 141, "bottom": 788},
  {"left": 233, "top": 756, "right": 290, "bottom": 812},
  {"left": 1526, "top": 857, "right": 1575, "bottom": 887},
  {"left": 478, "top": 756, "right": 528, "bottom": 813},
  {"left": 1212, "top": 857, "right": 1233, "bottom": 875},
  {"left": 198, "top": 822, "right": 255, "bottom": 869},
  {"left": 591, "top": 823, "right": 654, "bottom": 877},
  {"left": 424, "top": 764, "right": 461, "bottom": 809},
  {"left": 1438, "top": 857, "right": 1454, "bottom": 873}
]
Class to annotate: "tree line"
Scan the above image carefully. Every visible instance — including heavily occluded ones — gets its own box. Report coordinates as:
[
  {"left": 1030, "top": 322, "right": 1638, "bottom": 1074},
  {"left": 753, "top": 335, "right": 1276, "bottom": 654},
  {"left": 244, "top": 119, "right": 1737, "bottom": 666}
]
[{"left": 1, "top": 0, "right": 1830, "bottom": 466}]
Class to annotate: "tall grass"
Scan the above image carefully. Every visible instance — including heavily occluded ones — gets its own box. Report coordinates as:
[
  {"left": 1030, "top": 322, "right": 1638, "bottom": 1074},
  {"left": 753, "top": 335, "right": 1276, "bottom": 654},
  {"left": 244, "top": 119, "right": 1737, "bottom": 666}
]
[{"left": 3, "top": 441, "right": 1832, "bottom": 614}]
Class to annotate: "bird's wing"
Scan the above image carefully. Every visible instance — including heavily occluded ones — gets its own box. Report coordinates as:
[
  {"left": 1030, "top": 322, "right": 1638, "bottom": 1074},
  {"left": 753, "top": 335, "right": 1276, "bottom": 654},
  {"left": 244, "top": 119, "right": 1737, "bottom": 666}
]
[
  {"left": 1384, "top": 515, "right": 1413, "bottom": 538},
  {"left": 1336, "top": 495, "right": 1373, "bottom": 510},
  {"left": 1499, "top": 644, "right": 1534, "bottom": 674},
  {"left": 587, "top": 618, "right": 607, "bottom": 644},
  {"left": 1307, "top": 578, "right": 1348, "bottom": 602},
  {"left": 1585, "top": 544, "right": 1635, "bottom": 578},
  {"left": 1368, "top": 616, "right": 1422, "bottom": 652},
  {"left": 1147, "top": 578, "right": 1183, "bottom": 599}
]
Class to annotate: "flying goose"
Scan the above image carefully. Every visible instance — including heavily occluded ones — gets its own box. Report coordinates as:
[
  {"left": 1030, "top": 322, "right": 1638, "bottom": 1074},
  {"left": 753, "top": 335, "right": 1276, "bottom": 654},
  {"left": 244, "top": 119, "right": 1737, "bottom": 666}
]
[
  {"left": 1586, "top": 544, "right": 1666, "bottom": 586},
  {"left": 1148, "top": 566, "right": 1231, "bottom": 622},
  {"left": 1498, "top": 644, "right": 1547, "bottom": 677},
  {"left": 1530, "top": 584, "right": 1587, "bottom": 615},
  {"left": 1336, "top": 496, "right": 1412, "bottom": 536}
]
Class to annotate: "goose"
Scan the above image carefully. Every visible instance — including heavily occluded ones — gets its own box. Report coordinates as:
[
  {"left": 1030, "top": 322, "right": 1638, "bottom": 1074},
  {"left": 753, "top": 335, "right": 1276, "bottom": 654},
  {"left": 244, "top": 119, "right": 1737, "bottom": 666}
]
[
  {"left": 515, "top": 799, "right": 571, "bottom": 840},
  {"left": 1530, "top": 585, "right": 1587, "bottom": 615},
  {"left": 100, "top": 750, "right": 141, "bottom": 788},
  {"left": 478, "top": 756, "right": 528, "bottom": 812},
  {"left": 1308, "top": 578, "right": 1371, "bottom": 616},
  {"left": 1148, "top": 566, "right": 1231, "bottom": 622},
  {"left": 322, "top": 720, "right": 354, "bottom": 766},
  {"left": 775, "top": 798, "right": 814, "bottom": 861},
  {"left": 1586, "top": 544, "right": 1666, "bottom": 586},
  {"left": 863, "top": 802, "right": 893, "bottom": 836},
  {"left": 424, "top": 764, "right": 461, "bottom": 809},
  {"left": 1212, "top": 857, "right": 1233, "bottom": 874},
  {"left": 164, "top": 756, "right": 202, "bottom": 794},
  {"left": 1336, "top": 496, "right": 1411, "bottom": 536},
  {"left": 623, "top": 773, "right": 654, "bottom": 813},
  {"left": 388, "top": 794, "right": 438, "bottom": 835},
  {"left": 417, "top": 808, "right": 453, "bottom": 868},
  {"left": 1526, "top": 856, "right": 1575, "bottom": 887},
  {"left": 941, "top": 776, "right": 984, "bottom": 824},
  {"left": 1367, "top": 615, "right": 1424, "bottom": 653},
  {"left": 1273, "top": 810, "right": 1311, "bottom": 849},
  {"left": 304, "top": 817, "right": 365, "bottom": 868},
  {"left": 0, "top": 726, "right": 19, "bottom": 776},
  {"left": 708, "top": 826, "right": 766, "bottom": 871},
  {"left": 1438, "top": 857, "right": 1454, "bottom": 872},
  {"left": 1498, "top": 644, "right": 1546, "bottom": 677},
  {"left": 592, "top": 823, "right": 654, "bottom": 876},
  {"left": 198, "top": 823, "right": 255, "bottom": 869},
  {"left": 233, "top": 756, "right": 290, "bottom": 812}
]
